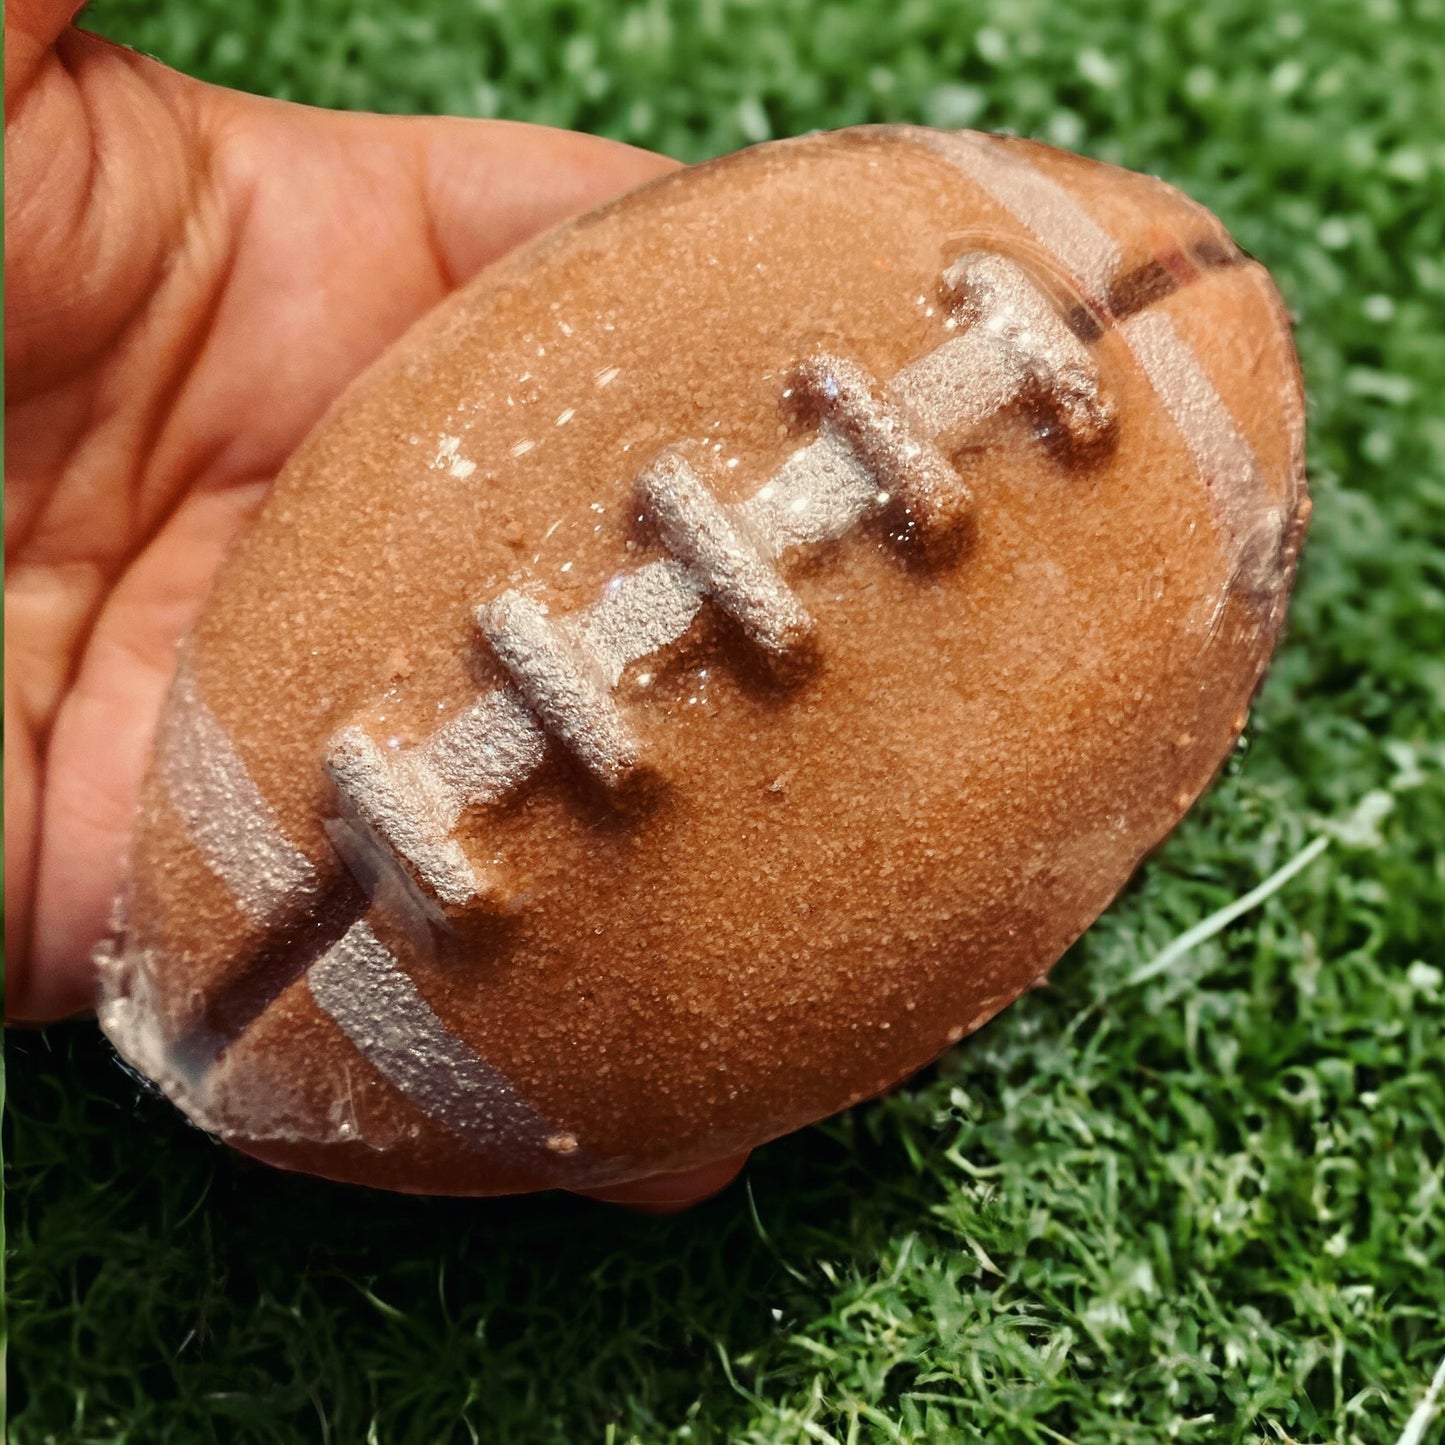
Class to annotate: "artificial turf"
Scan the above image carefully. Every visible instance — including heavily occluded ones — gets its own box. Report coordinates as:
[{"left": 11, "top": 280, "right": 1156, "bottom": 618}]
[{"left": 5, "top": 0, "right": 1444, "bottom": 1441}]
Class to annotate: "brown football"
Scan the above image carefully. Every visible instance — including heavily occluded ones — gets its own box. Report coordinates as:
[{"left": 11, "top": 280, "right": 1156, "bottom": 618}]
[{"left": 97, "top": 125, "right": 1309, "bottom": 1195}]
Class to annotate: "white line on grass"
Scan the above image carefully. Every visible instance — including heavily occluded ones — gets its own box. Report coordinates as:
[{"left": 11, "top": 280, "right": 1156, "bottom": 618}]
[
  {"left": 1125, "top": 832, "right": 1333, "bottom": 989},
  {"left": 1395, "top": 1353, "right": 1445, "bottom": 1445}
]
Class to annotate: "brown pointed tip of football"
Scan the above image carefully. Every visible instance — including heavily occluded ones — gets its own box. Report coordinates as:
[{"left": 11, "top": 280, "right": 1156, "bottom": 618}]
[{"left": 97, "top": 125, "right": 1308, "bottom": 1197}]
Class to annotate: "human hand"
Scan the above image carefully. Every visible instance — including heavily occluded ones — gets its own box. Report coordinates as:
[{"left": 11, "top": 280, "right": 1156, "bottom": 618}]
[
  {"left": 5, "top": 1, "right": 744, "bottom": 1206},
  {"left": 4, "top": 0, "right": 673, "bottom": 1016}
]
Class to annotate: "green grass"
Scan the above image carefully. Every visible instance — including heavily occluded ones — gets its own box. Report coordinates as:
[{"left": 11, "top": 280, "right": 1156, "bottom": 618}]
[{"left": 7, "top": 0, "right": 1445, "bottom": 1440}]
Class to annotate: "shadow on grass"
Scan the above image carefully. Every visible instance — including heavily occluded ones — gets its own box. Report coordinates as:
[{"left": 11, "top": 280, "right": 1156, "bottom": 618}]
[{"left": 6, "top": 1019, "right": 950, "bottom": 1444}]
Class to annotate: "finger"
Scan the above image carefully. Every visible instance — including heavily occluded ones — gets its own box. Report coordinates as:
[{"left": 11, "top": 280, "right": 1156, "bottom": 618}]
[
  {"left": 131, "top": 93, "right": 677, "bottom": 496},
  {"left": 4, "top": 675, "right": 44, "bottom": 1020},
  {"left": 23, "top": 481, "right": 272, "bottom": 1024},
  {"left": 575, "top": 1151, "right": 751, "bottom": 1214},
  {"left": 5, "top": 0, "right": 83, "bottom": 38},
  {"left": 5, "top": 24, "right": 199, "bottom": 405},
  {"left": 202, "top": 89, "right": 679, "bottom": 289},
  {"left": 408, "top": 118, "right": 680, "bottom": 285},
  {"left": 4, "top": 0, "right": 83, "bottom": 98}
]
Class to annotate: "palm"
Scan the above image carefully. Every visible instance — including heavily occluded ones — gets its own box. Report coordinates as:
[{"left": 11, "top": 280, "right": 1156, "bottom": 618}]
[{"left": 5, "top": 5, "right": 674, "bottom": 1020}]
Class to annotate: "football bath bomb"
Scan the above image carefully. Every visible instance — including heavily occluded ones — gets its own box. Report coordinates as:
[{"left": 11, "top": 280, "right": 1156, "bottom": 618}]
[{"left": 97, "top": 126, "right": 1309, "bottom": 1194}]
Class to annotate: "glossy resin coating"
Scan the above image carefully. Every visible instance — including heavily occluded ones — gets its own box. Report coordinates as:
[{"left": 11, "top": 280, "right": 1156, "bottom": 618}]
[{"left": 98, "top": 127, "right": 1308, "bottom": 1194}]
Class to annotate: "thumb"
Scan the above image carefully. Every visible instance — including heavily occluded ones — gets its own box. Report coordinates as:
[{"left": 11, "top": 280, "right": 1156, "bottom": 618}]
[
  {"left": 4, "top": 0, "right": 82, "bottom": 98},
  {"left": 380, "top": 113, "right": 680, "bottom": 287}
]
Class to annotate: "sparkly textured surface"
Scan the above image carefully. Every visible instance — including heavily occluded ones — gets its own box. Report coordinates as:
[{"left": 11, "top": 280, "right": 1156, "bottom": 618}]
[
  {"left": 328, "top": 249, "right": 1116, "bottom": 907},
  {"left": 476, "top": 589, "right": 642, "bottom": 787},
  {"left": 98, "top": 126, "right": 1306, "bottom": 1197},
  {"left": 156, "top": 659, "right": 318, "bottom": 923},
  {"left": 305, "top": 919, "right": 575, "bottom": 1165},
  {"left": 793, "top": 351, "right": 971, "bottom": 547},
  {"left": 637, "top": 450, "right": 814, "bottom": 656}
]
